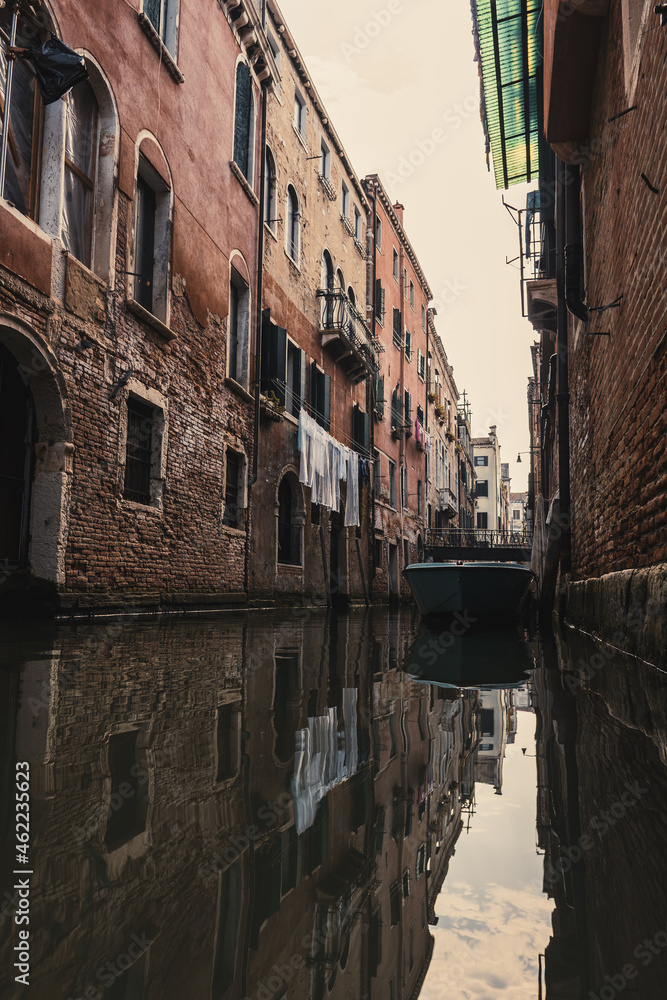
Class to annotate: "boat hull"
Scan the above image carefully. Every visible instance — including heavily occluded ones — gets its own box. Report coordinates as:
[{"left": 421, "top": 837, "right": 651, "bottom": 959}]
[{"left": 403, "top": 562, "right": 533, "bottom": 619}]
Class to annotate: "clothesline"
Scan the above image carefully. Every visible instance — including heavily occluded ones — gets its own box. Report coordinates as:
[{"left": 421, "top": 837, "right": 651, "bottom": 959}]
[{"left": 297, "top": 409, "right": 360, "bottom": 526}]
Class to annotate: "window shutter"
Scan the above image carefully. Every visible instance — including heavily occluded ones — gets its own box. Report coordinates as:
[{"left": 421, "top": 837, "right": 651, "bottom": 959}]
[
  {"left": 299, "top": 349, "right": 307, "bottom": 410},
  {"left": 323, "top": 373, "right": 331, "bottom": 431},
  {"left": 362, "top": 410, "right": 370, "bottom": 453},
  {"left": 375, "top": 279, "right": 382, "bottom": 319},
  {"left": 272, "top": 324, "right": 287, "bottom": 406}
]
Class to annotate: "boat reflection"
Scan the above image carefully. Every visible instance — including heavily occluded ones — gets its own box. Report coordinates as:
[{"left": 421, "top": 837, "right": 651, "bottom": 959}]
[{"left": 404, "top": 622, "right": 537, "bottom": 690}]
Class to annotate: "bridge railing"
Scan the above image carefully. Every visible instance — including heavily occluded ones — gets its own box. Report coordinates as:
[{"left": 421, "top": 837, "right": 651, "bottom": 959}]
[{"left": 426, "top": 528, "right": 533, "bottom": 549}]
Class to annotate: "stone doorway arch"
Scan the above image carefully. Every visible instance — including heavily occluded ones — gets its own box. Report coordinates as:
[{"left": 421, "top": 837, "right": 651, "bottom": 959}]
[{"left": 0, "top": 316, "right": 72, "bottom": 587}]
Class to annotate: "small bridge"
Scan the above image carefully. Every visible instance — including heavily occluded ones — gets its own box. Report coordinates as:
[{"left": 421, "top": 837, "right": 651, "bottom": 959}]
[{"left": 425, "top": 529, "right": 533, "bottom": 563}]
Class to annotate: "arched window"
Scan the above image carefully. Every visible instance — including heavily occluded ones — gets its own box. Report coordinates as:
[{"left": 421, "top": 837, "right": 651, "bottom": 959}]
[
  {"left": 347, "top": 286, "right": 356, "bottom": 309},
  {"left": 133, "top": 146, "right": 172, "bottom": 322},
  {"left": 336, "top": 267, "right": 345, "bottom": 290},
  {"left": 61, "top": 80, "right": 99, "bottom": 267},
  {"left": 321, "top": 250, "right": 334, "bottom": 291},
  {"left": 264, "top": 146, "right": 277, "bottom": 231},
  {"left": 286, "top": 185, "right": 299, "bottom": 263},
  {"left": 233, "top": 62, "right": 254, "bottom": 182},
  {"left": 278, "top": 474, "right": 302, "bottom": 565}
]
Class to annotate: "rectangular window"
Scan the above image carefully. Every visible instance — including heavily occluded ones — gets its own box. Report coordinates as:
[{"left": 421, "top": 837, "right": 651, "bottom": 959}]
[
  {"left": 401, "top": 465, "right": 407, "bottom": 508},
  {"left": 144, "top": 0, "right": 178, "bottom": 55},
  {"left": 393, "top": 247, "right": 399, "bottom": 281},
  {"left": 375, "top": 216, "right": 382, "bottom": 250},
  {"left": 476, "top": 480, "right": 489, "bottom": 498},
  {"left": 416, "top": 844, "right": 426, "bottom": 878},
  {"left": 216, "top": 701, "right": 241, "bottom": 780},
  {"left": 390, "top": 882, "right": 401, "bottom": 926},
  {"left": 421, "top": 303, "right": 426, "bottom": 330},
  {"left": 354, "top": 206, "right": 362, "bottom": 241},
  {"left": 389, "top": 460, "right": 397, "bottom": 508},
  {"left": 392, "top": 308, "right": 402, "bottom": 348},
  {"left": 403, "top": 539, "right": 409, "bottom": 568},
  {"left": 374, "top": 449, "right": 382, "bottom": 496},
  {"left": 134, "top": 174, "right": 156, "bottom": 313},
  {"left": 404, "top": 390, "right": 411, "bottom": 428},
  {"left": 341, "top": 180, "right": 349, "bottom": 218},
  {"left": 373, "top": 371, "right": 385, "bottom": 419},
  {"left": 474, "top": 455, "right": 489, "bottom": 466},
  {"left": 310, "top": 362, "right": 331, "bottom": 431},
  {"left": 320, "top": 138, "right": 330, "bottom": 179},
  {"left": 477, "top": 512, "right": 488, "bottom": 529},
  {"left": 294, "top": 88, "right": 306, "bottom": 136},
  {"left": 105, "top": 730, "right": 148, "bottom": 849},
  {"left": 375, "top": 279, "right": 385, "bottom": 325},
  {"left": 403, "top": 268, "right": 408, "bottom": 298},
  {"left": 402, "top": 868, "right": 410, "bottom": 898},
  {"left": 513, "top": 509, "right": 521, "bottom": 520},
  {"left": 416, "top": 404, "right": 424, "bottom": 425},
  {"left": 417, "top": 479, "right": 422, "bottom": 516},
  {"left": 409, "top": 280, "right": 415, "bottom": 310},
  {"left": 124, "top": 397, "right": 155, "bottom": 505},
  {"left": 417, "top": 349, "right": 425, "bottom": 382},
  {"left": 405, "top": 330, "right": 412, "bottom": 360},
  {"left": 223, "top": 450, "right": 242, "bottom": 528},
  {"left": 62, "top": 81, "right": 98, "bottom": 268},
  {"left": 311, "top": 501, "right": 320, "bottom": 525}
]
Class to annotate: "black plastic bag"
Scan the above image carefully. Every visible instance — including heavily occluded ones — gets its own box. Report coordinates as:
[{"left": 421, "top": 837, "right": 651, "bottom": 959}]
[{"left": 24, "top": 33, "right": 88, "bottom": 104}]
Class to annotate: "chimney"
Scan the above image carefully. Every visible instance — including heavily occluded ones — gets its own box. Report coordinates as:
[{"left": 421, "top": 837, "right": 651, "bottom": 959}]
[
  {"left": 393, "top": 202, "right": 405, "bottom": 225},
  {"left": 489, "top": 424, "right": 497, "bottom": 438}
]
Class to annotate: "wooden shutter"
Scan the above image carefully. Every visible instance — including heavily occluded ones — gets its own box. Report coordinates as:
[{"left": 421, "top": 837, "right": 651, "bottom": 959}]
[
  {"left": 322, "top": 373, "right": 331, "bottom": 431},
  {"left": 299, "top": 349, "right": 307, "bottom": 411}
]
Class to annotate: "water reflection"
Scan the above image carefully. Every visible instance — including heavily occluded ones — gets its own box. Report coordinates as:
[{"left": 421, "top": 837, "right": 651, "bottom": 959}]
[{"left": 0, "top": 612, "right": 665, "bottom": 1000}]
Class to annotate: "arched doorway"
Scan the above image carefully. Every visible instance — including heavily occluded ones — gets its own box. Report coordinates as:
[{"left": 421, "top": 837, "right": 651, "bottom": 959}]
[
  {"left": 0, "top": 318, "right": 72, "bottom": 586},
  {"left": 0, "top": 343, "right": 35, "bottom": 565}
]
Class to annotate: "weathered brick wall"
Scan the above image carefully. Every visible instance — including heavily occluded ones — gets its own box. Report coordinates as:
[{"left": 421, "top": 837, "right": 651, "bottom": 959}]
[{"left": 570, "top": 7, "right": 667, "bottom": 579}]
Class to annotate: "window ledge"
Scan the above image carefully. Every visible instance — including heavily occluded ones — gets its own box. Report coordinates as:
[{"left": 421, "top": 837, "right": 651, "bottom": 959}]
[
  {"left": 137, "top": 13, "right": 185, "bottom": 84},
  {"left": 126, "top": 297, "right": 176, "bottom": 341},
  {"left": 229, "top": 161, "right": 259, "bottom": 206},
  {"left": 222, "top": 524, "right": 246, "bottom": 538},
  {"left": 225, "top": 376, "right": 254, "bottom": 403},
  {"left": 291, "top": 122, "right": 309, "bottom": 152},
  {"left": 284, "top": 249, "right": 301, "bottom": 273},
  {"left": 118, "top": 498, "right": 163, "bottom": 516},
  {"left": 277, "top": 562, "right": 303, "bottom": 572}
]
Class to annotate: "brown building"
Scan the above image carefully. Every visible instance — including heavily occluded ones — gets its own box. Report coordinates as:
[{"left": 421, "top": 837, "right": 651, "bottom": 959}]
[
  {"left": 0, "top": 0, "right": 277, "bottom": 613},
  {"left": 472, "top": 0, "right": 667, "bottom": 650},
  {"left": 248, "top": 0, "right": 375, "bottom": 607}
]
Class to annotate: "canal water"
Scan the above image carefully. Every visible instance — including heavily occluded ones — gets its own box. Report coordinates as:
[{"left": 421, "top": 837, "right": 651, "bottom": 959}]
[{"left": 0, "top": 609, "right": 666, "bottom": 999}]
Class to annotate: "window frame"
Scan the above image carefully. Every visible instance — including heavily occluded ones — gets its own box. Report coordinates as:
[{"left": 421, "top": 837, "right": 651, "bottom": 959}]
[
  {"left": 132, "top": 153, "right": 172, "bottom": 324},
  {"left": 228, "top": 264, "right": 251, "bottom": 389},
  {"left": 120, "top": 388, "right": 167, "bottom": 511},
  {"left": 293, "top": 87, "right": 306, "bottom": 139},
  {"left": 286, "top": 184, "right": 300, "bottom": 264},
  {"left": 143, "top": 0, "right": 180, "bottom": 57},
  {"left": 233, "top": 61, "right": 255, "bottom": 185}
]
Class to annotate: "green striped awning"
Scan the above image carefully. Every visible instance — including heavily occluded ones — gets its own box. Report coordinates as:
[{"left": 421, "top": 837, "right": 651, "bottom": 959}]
[{"left": 471, "top": 0, "right": 541, "bottom": 189}]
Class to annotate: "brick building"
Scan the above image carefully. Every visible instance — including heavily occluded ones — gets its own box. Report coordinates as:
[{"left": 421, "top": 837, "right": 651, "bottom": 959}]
[
  {"left": 471, "top": 0, "right": 666, "bottom": 650},
  {"left": 426, "top": 314, "right": 459, "bottom": 533},
  {"left": 0, "top": 0, "right": 277, "bottom": 613},
  {"left": 0, "top": 0, "right": 477, "bottom": 614},
  {"left": 362, "top": 177, "right": 433, "bottom": 600},
  {"left": 248, "top": 0, "right": 375, "bottom": 606}
]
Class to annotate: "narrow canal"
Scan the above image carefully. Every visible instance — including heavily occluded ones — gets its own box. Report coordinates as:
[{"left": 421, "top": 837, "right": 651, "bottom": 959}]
[{"left": 0, "top": 610, "right": 665, "bottom": 999}]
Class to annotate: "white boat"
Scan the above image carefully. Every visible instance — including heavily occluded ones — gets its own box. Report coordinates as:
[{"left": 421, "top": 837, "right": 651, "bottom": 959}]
[{"left": 403, "top": 561, "right": 534, "bottom": 619}]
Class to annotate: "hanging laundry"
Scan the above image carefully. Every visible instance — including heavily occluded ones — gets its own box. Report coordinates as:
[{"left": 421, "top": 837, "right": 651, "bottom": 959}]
[{"left": 298, "top": 409, "right": 360, "bottom": 526}]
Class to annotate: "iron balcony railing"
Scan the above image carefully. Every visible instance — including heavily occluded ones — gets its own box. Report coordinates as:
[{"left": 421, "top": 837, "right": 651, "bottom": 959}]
[
  {"left": 317, "top": 288, "right": 382, "bottom": 375},
  {"left": 426, "top": 527, "right": 533, "bottom": 549},
  {"left": 503, "top": 192, "right": 556, "bottom": 320}
]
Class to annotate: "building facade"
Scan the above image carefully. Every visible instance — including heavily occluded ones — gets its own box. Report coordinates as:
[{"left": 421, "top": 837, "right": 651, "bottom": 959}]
[
  {"left": 471, "top": 425, "right": 502, "bottom": 532},
  {"left": 426, "top": 315, "right": 459, "bottom": 533}
]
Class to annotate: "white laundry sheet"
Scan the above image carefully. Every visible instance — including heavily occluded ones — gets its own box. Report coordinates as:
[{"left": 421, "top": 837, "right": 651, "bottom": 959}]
[
  {"left": 297, "top": 409, "right": 360, "bottom": 526},
  {"left": 292, "top": 688, "right": 359, "bottom": 835}
]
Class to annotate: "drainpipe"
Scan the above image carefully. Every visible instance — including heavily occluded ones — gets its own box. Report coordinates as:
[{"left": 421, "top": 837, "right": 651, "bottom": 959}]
[
  {"left": 369, "top": 183, "right": 378, "bottom": 582},
  {"left": 246, "top": 78, "right": 269, "bottom": 596},
  {"left": 555, "top": 159, "right": 572, "bottom": 575},
  {"left": 424, "top": 315, "right": 429, "bottom": 553}
]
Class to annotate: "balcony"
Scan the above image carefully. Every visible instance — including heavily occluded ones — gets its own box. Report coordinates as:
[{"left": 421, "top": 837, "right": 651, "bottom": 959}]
[
  {"left": 437, "top": 487, "right": 458, "bottom": 517},
  {"left": 504, "top": 192, "right": 557, "bottom": 335},
  {"left": 317, "top": 288, "right": 382, "bottom": 383}
]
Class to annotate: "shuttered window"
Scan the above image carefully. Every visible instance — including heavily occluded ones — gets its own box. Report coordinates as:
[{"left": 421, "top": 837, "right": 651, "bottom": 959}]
[
  {"left": 375, "top": 279, "right": 385, "bottom": 325},
  {"left": 310, "top": 362, "right": 331, "bottom": 431}
]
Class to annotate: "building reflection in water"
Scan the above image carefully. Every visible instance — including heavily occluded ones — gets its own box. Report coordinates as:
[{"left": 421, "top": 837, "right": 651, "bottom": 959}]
[
  {"left": 5, "top": 612, "right": 664, "bottom": 1000},
  {"left": 0, "top": 610, "right": 517, "bottom": 1000},
  {"left": 531, "top": 628, "right": 667, "bottom": 999}
]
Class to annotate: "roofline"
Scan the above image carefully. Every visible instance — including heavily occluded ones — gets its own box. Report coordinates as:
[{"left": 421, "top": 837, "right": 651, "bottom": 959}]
[
  {"left": 362, "top": 173, "right": 433, "bottom": 299},
  {"left": 427, "top": 313, "right": 459, "bottom": 399},
  {"left": 266, "top": 0, "right": 370, "bottom": 213}
]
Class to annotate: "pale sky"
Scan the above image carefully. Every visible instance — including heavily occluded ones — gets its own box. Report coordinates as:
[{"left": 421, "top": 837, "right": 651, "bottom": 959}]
[{"left": 276, "top": 0, "right": 537, "bottom": 490}]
